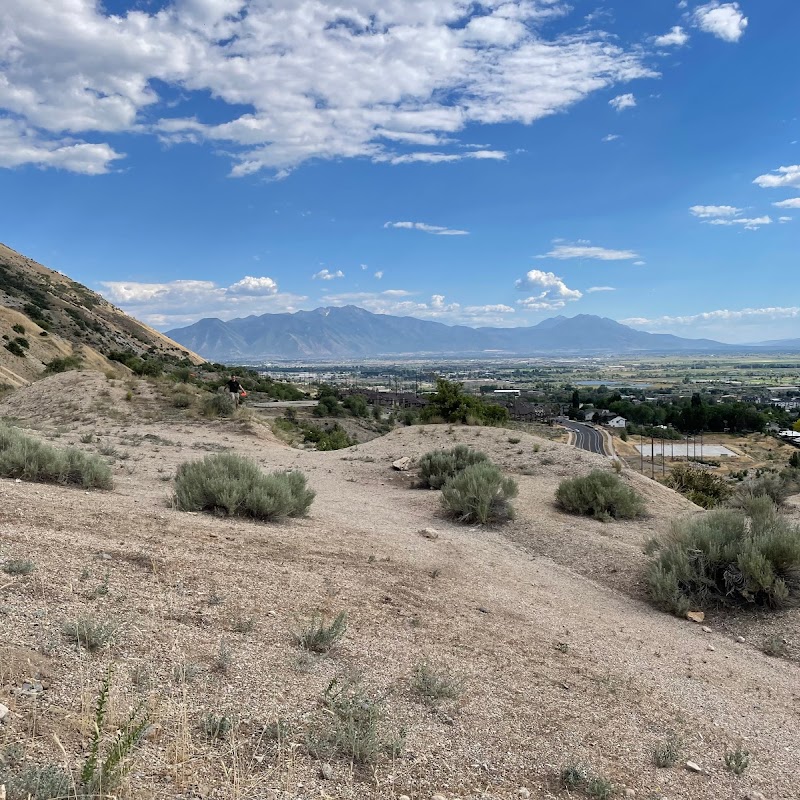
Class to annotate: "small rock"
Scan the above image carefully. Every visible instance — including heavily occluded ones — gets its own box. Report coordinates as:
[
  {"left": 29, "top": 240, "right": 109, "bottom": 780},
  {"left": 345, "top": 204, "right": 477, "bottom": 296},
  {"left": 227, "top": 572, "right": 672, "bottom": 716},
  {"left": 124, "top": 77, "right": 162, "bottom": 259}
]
[
  {"left": 432, "top": 795, "right": 448, "bottom": 800},
  {"left": 419, "top": 528, "right": 440, "bottom": 540},
  {"left": 320, "top": 763, "right": 333, "bottom": 780},
  {"left": 16, "top": 680, "right": 44, "bottom": 699},
  {"left": 707, "top": 644, "right": 715, "bottom": 651},
  {"left": 399, "top": 796, "right": 411, "bottom": 800},
  {"left": 392, "top": 456, "right": 412, "bottom": 471},
  {"left": 0, "top": 703, "right": 9, "bottom": 722},
  {"left": 736, "top": 636, "right": 746, "bottom": 643},
  {"left": 624, "top": 790, "right": 635, "bottom": 798},
  {"left": 746, "top": 793, "right": 766, "bottom": 800},
  {"left": 685, "top": 760, "right": 703, "bottom": 773},
  {"left": 702, "top": 626, "right": 712, "bottom": 633},
  {"left": 686, "top": 611, "right": 705, "bottom": 623},
  {"left": 518, "top": 789, "right": 531, "bottom": 799},
  {"left": 142, "top": 723, "right": 162, "bottom": 742}
]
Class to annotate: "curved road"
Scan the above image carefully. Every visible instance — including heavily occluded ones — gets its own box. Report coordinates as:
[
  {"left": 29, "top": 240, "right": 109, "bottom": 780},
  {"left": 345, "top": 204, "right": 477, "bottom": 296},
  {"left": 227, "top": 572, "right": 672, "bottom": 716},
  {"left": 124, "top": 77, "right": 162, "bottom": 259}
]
[{"left": 561, "top": 420, "right": 607, "bottom": 456}]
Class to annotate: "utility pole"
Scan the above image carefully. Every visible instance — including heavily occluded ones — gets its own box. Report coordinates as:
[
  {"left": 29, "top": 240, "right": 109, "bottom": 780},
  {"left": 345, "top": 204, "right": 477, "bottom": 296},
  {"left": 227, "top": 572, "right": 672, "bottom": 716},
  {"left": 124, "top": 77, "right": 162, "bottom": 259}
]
[{"left": 651, "top": 435, "right": 655, "bottom": 479}]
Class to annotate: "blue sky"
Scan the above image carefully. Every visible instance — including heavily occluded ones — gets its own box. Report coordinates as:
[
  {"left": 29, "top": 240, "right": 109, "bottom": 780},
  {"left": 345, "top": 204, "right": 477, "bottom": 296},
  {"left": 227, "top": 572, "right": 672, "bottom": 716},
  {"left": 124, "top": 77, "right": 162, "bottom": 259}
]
[{"left": 1, "top": 0, "right": 798, "bottom": 343}]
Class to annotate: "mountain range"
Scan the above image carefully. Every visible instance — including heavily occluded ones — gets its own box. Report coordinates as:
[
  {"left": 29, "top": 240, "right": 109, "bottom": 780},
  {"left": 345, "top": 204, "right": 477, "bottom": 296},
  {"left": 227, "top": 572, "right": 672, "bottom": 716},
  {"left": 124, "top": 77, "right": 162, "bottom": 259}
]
[{"left": 166, "top": 305, "right": 798, "bottom": 362}]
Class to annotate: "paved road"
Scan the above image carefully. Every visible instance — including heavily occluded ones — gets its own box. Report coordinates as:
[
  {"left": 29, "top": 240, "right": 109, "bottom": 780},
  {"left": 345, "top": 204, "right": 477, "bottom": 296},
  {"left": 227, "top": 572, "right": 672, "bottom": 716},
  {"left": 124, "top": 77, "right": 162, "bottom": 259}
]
[{"left": 561, "top": 420, "right": 607, "bottom": 455}]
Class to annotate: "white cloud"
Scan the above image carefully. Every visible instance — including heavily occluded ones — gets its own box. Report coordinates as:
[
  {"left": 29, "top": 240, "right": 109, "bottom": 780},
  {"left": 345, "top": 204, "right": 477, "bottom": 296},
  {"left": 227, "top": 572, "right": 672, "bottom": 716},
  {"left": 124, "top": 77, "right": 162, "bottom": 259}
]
[
  {"left": 312, "top": 269, "right": 345, "bottom": 280},
  {"left": 654, "top": 26, "right": 689, "bottom": 47},
  {"left": 707, "top": 215, "right": 772, "bottom": 230},
  {"left": 0, "top": 0, "right": 657, "bottom": 175},
  {"left": 374, "top": 271, "right": 384, "bottom": 279},
  {"left": 228, "top": 276, "right": 278, "bottom": 295},
  {"left": 773, "top": 198, "right": 800, "bottom": 209},
  {"left": 99, "top": 275, "right": 305, "bottom": 327},
  {"left": 586, "top": 286, "right": 616, "bottom": 293},
  {"left": 0, "top": 118, "right": 123, "bottom": 174},
  {"left": 384, "top": 221, "right": 469, "bottom": 236},
  {"left": 621, "top": 309, "right": 800, "bottom": 343},
  {"left": 609, "top": 93, "right": 636, "bottom": 112},
  {"left": 633, "top": 260, "right": 646, "bottom": 266},
  {"left": 602, "top": 134, "right": 620, "bottom": 142},
  {"left": 693, "top": 2, "right": 748, "bottom": 42},
  {"left": 754, "top": 165, "right": 800, "bottom": 189},
  {"left": 537, "top": 242, "right": 640, "bottom": 261},
  {"left": 383, "top": 150, "right": 507, "bottom": 165},
  {"left": 689, "top": 205, "right": 742, "bottom": 218},
  {"left": 516, "top": 269, "right": 582, "bottom": 310},
  {"left": 779, "top": 216, "right": 792, "bottom": 224}
]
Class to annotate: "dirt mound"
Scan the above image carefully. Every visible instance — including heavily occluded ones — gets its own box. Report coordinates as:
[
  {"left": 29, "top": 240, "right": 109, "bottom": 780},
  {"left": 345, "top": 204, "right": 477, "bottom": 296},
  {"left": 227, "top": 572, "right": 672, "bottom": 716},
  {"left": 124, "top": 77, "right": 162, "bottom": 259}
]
[{"left": 0, "top": 418, "right": 796, "bottom": 800}]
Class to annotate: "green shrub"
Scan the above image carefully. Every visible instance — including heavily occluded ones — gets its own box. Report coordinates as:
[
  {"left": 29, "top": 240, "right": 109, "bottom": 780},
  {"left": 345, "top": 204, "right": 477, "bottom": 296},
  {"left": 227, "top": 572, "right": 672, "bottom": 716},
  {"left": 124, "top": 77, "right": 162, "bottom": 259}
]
[
  {"left": 43, "top": 355, "right": 82, "bottom": 374},
  {"left": 308, "top": 678, "right": 404, "bottom": 765},
  {"left": 420, "top": 378, "right": 509, "bottom": 425},
  {"left": 664, "top": 463, "right": 729, "bottom": 508},
  {"left": 300, "top": 423, "right": 355, "bottom": 451},
  {"left": 790, "top": 451, "right": 800, "bottom": 470},
  {"left": 441, "top": 462, "right": 517, "bottom": 524},
  {"left": 417, "top": 444, "right": 488, "bottom": 489},
  {"left": 0, "top": 765, "right": 72, "bottom": 800},
  {"left": 646, "top": 502, "right": 800, "bottom": 615},
  {"left": 2, "top": 559, "right": 35, "bottom": 576},
  {"left": 0, "top": 424, "right": 112, "bottom": 489},
  {"left": 174, "top": 454, "right": 314, "bottom": 521},
  {"left": 295, "top": 611, "right": 347, "bottom": 653},
  {"left": 63, "top": 617, "right": 118, "bottom": 652},
  {"left": 555, "top": 470, "right": 644, "bottom": 521},
  {"left": 172, "top": 393, "right": 193, "bottom": 409},
  {"left": 11, "top": 323, "right": 25, "bottom": 334},
  {"left": 730, "top": 472, "right": 799, "bottom": 508},
  {"left": 202, "top": 393, "right": 235, "bottom": 418},
  {"left": 411, "top": 662, "right": 461, "bottom": 705},
  {"left": 4, "top": 340, "right": 25, "bottom": 357}
]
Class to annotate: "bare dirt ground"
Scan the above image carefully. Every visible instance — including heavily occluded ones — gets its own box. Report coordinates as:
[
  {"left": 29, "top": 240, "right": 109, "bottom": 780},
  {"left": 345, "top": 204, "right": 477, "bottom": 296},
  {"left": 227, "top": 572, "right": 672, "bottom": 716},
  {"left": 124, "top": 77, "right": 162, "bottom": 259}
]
[{"left": 1, "top": 372, "right": 798, "bottom": 800}]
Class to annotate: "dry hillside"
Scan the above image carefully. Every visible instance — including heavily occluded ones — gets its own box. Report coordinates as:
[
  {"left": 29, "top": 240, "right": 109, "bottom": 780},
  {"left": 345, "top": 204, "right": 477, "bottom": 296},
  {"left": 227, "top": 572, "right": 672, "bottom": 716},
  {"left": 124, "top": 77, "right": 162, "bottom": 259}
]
[
  {"left": 0, "top": 242, "right": 203, "bottom": 386},
  {"left": 0, "top": 372, "right": 797, "bottom": 800}
]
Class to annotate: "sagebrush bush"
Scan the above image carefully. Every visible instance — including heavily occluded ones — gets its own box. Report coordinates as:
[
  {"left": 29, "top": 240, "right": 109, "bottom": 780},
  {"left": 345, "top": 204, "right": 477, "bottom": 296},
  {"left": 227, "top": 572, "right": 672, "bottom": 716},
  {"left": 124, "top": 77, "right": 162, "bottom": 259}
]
[
  {"left": 295, "top": 611, "right": 347, "bottom": 653},
  {"left": 663, "top": 463, "right": 729, "bottom": 508},
  {"left": 730, "top": 472, "right": 799, "bottom": 508},
  {"left": 174, "top": 453, "right": 314, "bottom": 521},
  {"left": 555, "top": 470, "right": 644, "bottom": 521},
  {"left": 646, "top": 501, "right": 800, "bottom": 615},
  {"left": 0, "top": 424, "right": 112, "bottom": 489},
  {"left": 172, "top": 393, "right": 193, "bottom": 409},
  {"left": 202, "top": 392, "right": 235, "bottom": 418},
  {"left": 441, "top": 462, "right": 517, "bottom": 524},
  {"left": 417, "top": 444, "right": 488, "bottom": 489}
]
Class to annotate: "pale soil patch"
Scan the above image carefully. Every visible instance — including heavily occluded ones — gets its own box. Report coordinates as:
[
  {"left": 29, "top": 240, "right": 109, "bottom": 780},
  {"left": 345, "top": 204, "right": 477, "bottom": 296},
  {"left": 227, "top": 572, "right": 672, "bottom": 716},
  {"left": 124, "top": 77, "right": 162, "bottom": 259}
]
[{"left": 0, "top": 373, "right": 798, "bottom": 800}]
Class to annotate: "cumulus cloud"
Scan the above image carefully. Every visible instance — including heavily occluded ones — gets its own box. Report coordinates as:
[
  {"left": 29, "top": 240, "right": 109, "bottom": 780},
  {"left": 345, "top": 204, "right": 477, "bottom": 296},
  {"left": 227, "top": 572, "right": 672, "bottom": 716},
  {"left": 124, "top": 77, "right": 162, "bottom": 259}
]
[
  {"left": 779, "top": 216, "right": 792, "bottom": 224},
  {"left": 537, "top": 242, "right": 640, "bottom": 261},
  {"left": 693, "top": 2, "right": 748, "bottom": 42},
  {"left": 609, "top": 93, "right": 636, "bottom": 112},
  {"left": 515, "top": 269, "right": 582, "bottom": 310},
  {"left": 602, "top": 134, "right": 620, "bottom": 142},
  {"left": 312, "top": 269, "right": 345, "bottom": 280},
  {"left": 0, "top": 118, "right": 123, "bottom": 174},
  {"left": 754, "top": 165, "right": 800, "bottom": 189},
  {"left": 0, "top": 0, "right": 657, "bottom": 175},
  {"left": 623, "top": 307, "right": 800, "bottom": 341},
  {"left": 384, "top": 221, "right": 469, "bottom": 236},
  {"left": 99, "top": 275, "right": 304, "bottom": 327},
  {"left": 689, "top": 205, "right": 742, "bottom": 218},
  {"left": 320, "top": 290, "right": 516, "bottom": 325},
  {"left": 773, "top": 198, "right": 800, "bottom": 209},
  {"left": 374, "top": 271, "right": 384, "bottom": 279},
  {"left": 633, "top": 260, "right": 646, "bottom": 266},
  {"left": 654, "top": 26, "right": 689, "bottom": 47},
  {"left": 586, "top": 286, "right": 616, "bottom": 293}
]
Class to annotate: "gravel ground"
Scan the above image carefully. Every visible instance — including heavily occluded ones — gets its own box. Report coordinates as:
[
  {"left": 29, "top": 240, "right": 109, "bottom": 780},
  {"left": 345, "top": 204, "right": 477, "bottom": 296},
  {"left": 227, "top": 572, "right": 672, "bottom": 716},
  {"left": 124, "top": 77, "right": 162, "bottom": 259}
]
[{"left": 0, "top": 372, "right": 797, "bottom": 800}]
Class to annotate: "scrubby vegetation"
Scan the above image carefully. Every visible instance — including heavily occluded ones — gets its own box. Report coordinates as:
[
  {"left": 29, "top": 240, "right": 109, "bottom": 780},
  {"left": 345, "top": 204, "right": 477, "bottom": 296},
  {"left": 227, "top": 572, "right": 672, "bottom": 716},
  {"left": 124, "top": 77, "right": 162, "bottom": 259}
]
[
  {"left": 647, "top": 498, "right": 800, "bottom": 615},
  {"left": 555, "top": 470, "right": 644, "bottom": 521},
  {"left": 202, "top": 392, "right": 236, "bottom": 418},
  {"left": 0, "top": 423, "right": 112, "bottom": 489},
  {"left": 295, "top": 611, "right": 347, "bottom": 653},
  {"left": 174, "top": 453, "right": 314, "bottom": 521},
  {"left": 43, "top": 355, "right": 83, "bottom": 374},
  {"left": 662, "top": 463, "right": 730, "bottom": 508},
  {"left": 417, "top": 444, "right": 488, "bottom": 489},
  {"left": 300, "top": 422, "right": 355, "bottom": 451},
  {"left": 441, "top": 462, "right": 517, "bottom": 524},
  {"left": 730, "top": 470, "right": 800, "bottom": 508},
  {"left": 420, "top": 378, "right": 509, "bottom": 425}
]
